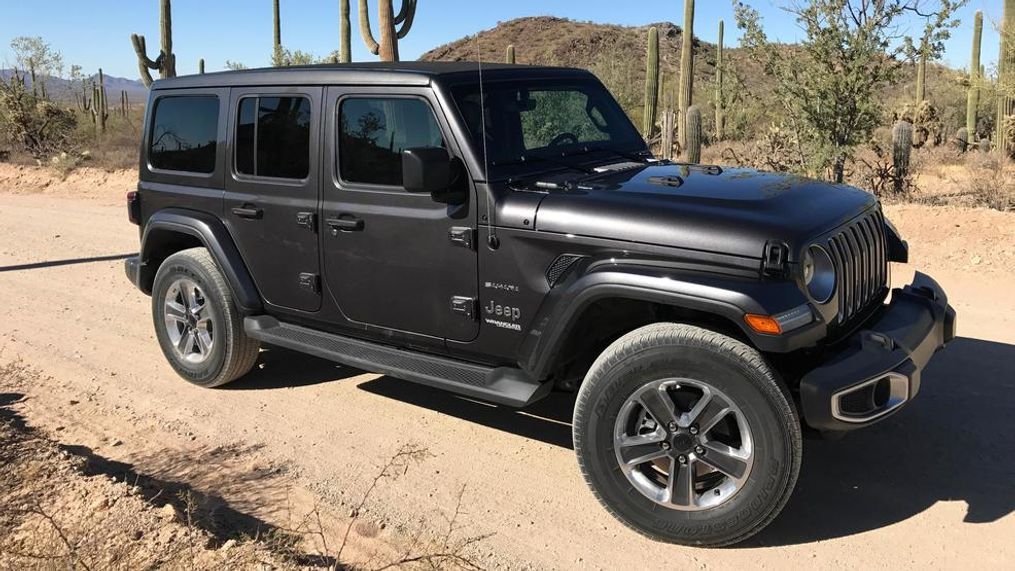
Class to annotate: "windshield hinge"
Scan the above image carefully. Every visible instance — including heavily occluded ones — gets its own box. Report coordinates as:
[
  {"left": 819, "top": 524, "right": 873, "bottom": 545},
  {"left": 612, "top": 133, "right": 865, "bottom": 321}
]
[{"left": 762, "top": 242, "right": 790, "bottom": 277}]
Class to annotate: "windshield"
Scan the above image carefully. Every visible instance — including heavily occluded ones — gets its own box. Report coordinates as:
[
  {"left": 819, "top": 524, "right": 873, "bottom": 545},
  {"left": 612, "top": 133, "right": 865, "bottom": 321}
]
[{"left": 450, "top": 77, "right": 646, "bottom": 179}]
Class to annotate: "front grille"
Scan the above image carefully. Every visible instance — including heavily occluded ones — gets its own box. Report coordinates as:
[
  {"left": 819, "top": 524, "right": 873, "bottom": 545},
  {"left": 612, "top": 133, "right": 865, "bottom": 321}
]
[{"left": 824, "top": 209, "right": 889, "bottom": 324}]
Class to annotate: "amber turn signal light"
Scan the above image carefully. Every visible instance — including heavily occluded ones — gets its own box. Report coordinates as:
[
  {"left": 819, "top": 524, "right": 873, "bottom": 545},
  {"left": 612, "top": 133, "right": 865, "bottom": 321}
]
[{"left": 745, "top": 314, "right": 782, "bottom": 335}]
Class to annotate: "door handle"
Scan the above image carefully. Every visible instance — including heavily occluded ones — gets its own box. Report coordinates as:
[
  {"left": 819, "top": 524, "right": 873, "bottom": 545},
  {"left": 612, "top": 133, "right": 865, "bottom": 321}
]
[
  {"left": 326, "top": 216, "right": 364, "bottom": 234},
  {"left": 232, "top": 205, "right": 263, "bottom": 220}
]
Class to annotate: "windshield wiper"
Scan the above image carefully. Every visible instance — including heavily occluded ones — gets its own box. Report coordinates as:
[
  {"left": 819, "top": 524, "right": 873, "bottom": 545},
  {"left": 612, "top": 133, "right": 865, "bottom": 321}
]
[{"left": 562, "top": 145, "right": 653, "bottom": 163}]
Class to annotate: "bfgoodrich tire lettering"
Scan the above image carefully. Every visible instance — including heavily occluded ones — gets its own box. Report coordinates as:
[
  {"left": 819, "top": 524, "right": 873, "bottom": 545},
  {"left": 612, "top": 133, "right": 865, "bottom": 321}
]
[
  {"left": 151, "top": 248, "right": 260, "bottom": 388},
  {"left": 573, "top": 323, "right": 802, "bottom": 546}
]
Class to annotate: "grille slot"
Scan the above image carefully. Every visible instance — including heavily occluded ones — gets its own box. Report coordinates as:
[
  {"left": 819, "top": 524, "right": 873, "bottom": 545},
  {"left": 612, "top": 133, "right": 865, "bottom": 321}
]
[{"left": 825, "top": 209, "right": 888, "bottom": 324}]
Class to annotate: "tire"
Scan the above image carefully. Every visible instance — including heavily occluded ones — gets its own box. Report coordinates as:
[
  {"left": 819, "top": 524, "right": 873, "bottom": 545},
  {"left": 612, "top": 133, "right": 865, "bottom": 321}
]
[
  {"left": 573, "top": 323, "right": 801, "bottom": 546},
  {"left": 151, "top": 247, "right": 260, "bottom": 388}
]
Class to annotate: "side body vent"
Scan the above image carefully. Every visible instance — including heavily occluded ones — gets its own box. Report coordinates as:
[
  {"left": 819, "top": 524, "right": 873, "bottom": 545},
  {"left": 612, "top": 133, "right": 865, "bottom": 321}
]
[{"left": 546, "top": 254, "right": 585, "bottom": 288}]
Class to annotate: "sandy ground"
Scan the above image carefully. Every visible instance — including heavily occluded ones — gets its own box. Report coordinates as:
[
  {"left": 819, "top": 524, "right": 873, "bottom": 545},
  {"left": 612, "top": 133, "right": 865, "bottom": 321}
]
[{"left": 1, "top": 164, "right": 1014, "bottom": 569}]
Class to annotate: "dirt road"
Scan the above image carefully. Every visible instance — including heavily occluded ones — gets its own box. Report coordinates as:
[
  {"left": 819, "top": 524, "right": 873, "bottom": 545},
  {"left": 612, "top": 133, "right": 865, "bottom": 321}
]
[{"left": 2, "top": 172, "right": 1014, "bottom": 569}]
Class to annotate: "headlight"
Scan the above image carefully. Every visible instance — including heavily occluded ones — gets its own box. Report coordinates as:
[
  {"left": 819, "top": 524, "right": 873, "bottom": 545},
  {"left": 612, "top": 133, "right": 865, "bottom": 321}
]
[{"left": 804, "top": 245, "right": 835, "bottom": 303}]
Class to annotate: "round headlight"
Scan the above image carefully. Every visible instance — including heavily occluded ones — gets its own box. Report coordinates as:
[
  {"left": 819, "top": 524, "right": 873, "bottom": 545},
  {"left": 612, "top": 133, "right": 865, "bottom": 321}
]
[{"left": 804, "top": 245, "right": 835, "bottom": 303}]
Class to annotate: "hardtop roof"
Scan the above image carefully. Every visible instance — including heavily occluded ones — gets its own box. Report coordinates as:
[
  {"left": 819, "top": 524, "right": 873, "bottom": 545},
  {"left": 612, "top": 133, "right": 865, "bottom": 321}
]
[{"left": 151, "top": 61, "right": 594, "bottom": 90}]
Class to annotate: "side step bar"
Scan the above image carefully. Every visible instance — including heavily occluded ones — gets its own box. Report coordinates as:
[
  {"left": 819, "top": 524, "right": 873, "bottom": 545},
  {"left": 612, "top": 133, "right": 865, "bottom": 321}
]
[{"left": 244, "top": 316, "right": 551, "bottom": 408}]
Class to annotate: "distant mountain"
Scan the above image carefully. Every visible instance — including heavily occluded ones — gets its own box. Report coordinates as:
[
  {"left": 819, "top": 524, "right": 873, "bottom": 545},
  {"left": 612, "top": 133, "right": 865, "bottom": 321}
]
[{"left": 0, "top": 69, "right": 149, "bottom": 104}]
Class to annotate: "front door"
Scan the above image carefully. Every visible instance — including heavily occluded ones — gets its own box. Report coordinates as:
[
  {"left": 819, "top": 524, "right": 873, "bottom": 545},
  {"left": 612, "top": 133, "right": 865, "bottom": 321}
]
[
  {"left": 224, "top": 87, "right": 323, "bottom": 313},
  {"left": 322, "top": 86, "right": 478, "bottom": 342}
]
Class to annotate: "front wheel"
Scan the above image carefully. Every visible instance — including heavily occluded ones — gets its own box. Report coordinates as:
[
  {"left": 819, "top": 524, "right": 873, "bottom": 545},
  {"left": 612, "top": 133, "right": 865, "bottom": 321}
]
[{"left": 573, "top": 323, "right": 801, "bottom": 546}]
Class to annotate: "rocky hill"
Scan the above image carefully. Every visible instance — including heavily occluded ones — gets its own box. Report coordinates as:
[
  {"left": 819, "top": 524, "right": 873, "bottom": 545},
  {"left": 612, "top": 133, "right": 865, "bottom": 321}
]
[{"left": 419, "top": 17, "right": 972, "bottom": 137}]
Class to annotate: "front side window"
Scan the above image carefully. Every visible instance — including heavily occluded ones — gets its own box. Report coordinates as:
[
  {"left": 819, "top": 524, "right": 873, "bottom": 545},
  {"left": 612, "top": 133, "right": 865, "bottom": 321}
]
[
  {"left": 235, "top": 96, "right": 311, "bottom": 179},
  {"left": 339, "top": 97, "right": 445, "bottom": 187},
  {"left": 149, "top": 95, "right": 219, "bottom": 173}
]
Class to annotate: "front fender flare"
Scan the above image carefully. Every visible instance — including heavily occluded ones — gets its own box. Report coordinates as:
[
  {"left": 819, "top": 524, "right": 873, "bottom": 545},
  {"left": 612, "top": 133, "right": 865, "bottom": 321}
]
[
  {"left": 139, "top": 209, "right": 263, "bottom": 314},
  {"left": 518, "top": 264, "right": 823, "bottom": 379}
]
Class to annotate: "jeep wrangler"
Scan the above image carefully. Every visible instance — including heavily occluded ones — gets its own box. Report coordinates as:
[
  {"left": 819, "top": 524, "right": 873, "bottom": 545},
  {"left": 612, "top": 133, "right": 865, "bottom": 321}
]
[{"left": 124, "top": 62, "right": 956, "bottom": 546}]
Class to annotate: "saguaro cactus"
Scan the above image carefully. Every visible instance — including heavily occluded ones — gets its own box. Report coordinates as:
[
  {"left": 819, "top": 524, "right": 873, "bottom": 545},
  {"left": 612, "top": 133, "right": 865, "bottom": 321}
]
[
  {"left": 198, "top": 58, "right": 205, "bottom": 74},
  {"left": 685, "top": 106, "right": 702, "bottom": 164},
  {"left": 915, "top": 46, "right": 927, "bottom": 102},
  {"left": 892, "top": 121, "right": 913, "bottom": 194},
  {"left": 131, "top": 0, "right": 176, "bottom": 88},
  {"left": 715, "top": 20, "right": 726, "bottom": 141},
  {"left": 274, "top": 0, "right": 282, "bottom": 53},
  {"left": 955, "top": 127, "right": 969, "bottom": 152},
  {"left": 359, "top": 0, "right": 417, "bottom": 62},
  {"left": 967, "top": 11, "right": 983, "bottom": 141},
  {"left": 677, "top": 0, "right": 695, "bottom": 149},
  {"left": 643, "top": 27, "right": 659, "bottom": 138},
  {"left": 340, "top": 0, "right": 352, "bottom": 63},
  {"left": 998, "top": 0, "right": 1015, "bottom": 157},
  {"left": 92, "top": 69, "right": 108, "bottom": 135},
  {"left": 506, "top": 45, "right": 516, "bottom": 64}
]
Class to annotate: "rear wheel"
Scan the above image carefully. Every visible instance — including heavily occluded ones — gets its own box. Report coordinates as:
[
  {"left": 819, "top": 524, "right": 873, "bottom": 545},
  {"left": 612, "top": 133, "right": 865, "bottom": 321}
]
[
  {"left": 151, "top": 248, "right": 260, "bottom": 388},
  {"left": 573, "top": 323, "right": 801, "bottom": 546}
]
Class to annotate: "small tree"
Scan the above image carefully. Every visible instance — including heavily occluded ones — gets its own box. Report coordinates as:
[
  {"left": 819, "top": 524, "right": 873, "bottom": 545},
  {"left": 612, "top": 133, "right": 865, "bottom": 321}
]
[
  {"left": 9, "top": 37, "right": 64, "bottom": 100},
  {"left": 734, "top": 0, "right": 965, "bottom": 183}
]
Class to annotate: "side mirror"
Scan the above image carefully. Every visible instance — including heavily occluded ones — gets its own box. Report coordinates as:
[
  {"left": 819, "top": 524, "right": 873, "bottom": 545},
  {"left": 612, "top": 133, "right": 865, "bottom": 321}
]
[{"left": 403, "top": 147, "right": 452, "bottom": 193}]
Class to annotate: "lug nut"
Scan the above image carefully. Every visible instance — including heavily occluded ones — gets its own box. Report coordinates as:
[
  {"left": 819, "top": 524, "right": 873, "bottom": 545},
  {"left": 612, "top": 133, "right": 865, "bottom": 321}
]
[
  {"left": 677, "top": 455, "right": 687, "bottom": 464},
  {"left": 689, "top": 425, "right": 699, "bottom": 435},
  {"left": 660, "top": 442, "right": 671, "bottom": 450},
  {"left": 694, "top": 445, "right": 705, "bottom": 455},
  {"left": 667, "top": 422, "right": 678, "bottom": 432}
]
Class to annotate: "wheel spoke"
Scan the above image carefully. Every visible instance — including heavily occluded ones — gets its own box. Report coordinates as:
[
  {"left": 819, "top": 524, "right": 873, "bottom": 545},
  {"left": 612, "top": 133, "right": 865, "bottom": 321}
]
[
  {"left": 681, "top": 388, "right": 719, "bottom": 428},
  {"left": 176, "top": 329, "right": 194, "bottom": 354},
  {"left": 181, "top": 284, "right": 196, "bottom": 312},
  {"left": 695, "top": 402, "right": 732, "bottom": 435},
  {"left": 194, "top": 329, "right": 211, "bottom": 355},
  {"left": 699, "top": 442, "right": 750, "bottom": 480},
  {"left": 638, "top": 386, "right": 678, "bottom": 426},
  {"left": 616, "top": 430, "right": 667, "bottom": 466},
  {"left": 165, "top": 300, "right": 187, "bottom": 322},
  {"left": 667, "top": 457, "right": 695, "bottom": 507}
]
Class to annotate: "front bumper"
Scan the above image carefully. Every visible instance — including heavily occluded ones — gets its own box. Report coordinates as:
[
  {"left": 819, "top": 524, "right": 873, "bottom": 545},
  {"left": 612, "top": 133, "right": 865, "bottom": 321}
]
[{"left": 799, "top": 271, "right": 956, "bottom": 432}]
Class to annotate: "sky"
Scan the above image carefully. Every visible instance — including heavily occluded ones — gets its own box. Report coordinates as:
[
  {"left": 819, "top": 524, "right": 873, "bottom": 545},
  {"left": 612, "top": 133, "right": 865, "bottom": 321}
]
[{"left": 0, "top": 0, "right": 1004, "bottom": 79}]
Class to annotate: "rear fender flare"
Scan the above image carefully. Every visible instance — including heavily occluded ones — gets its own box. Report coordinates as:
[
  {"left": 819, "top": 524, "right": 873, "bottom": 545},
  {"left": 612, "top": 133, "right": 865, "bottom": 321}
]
[{"left": 139, "top": 209, "right": 262, "bottom": 314}]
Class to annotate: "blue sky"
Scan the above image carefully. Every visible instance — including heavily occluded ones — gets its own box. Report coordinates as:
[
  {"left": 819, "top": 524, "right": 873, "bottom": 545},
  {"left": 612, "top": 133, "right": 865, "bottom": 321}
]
[{"left": 0, "top": 0, "right": 1003, "bottom": 79}]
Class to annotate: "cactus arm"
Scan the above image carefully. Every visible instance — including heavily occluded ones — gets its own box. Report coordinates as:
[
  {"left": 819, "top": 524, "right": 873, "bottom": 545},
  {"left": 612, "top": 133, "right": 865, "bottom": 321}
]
[
  {"left": 395, "top": 0, "right": 416, "bottom": 39},
  {"left": 130, "top": 34, "right": 157, "bottom": 88},
  {"left": 506, "top": 45, "right": 516, "bottom": 64},
  {"left": 359, "top": 0, "right": 380, "bottom": 55}
]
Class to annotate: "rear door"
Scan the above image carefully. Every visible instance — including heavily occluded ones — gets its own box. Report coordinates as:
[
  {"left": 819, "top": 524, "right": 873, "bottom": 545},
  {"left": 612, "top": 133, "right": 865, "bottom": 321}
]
[
  {"left": 223, "top": 87, "right": 323, "bottom": 313},
  {"left": 321, "top": 86, "right": 479, "bottom": 342}
]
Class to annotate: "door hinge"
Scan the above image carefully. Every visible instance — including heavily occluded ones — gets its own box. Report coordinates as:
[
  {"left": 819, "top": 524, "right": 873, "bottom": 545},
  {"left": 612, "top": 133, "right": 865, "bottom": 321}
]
[
  {"left": 298, "top": 273, "right": 320, "bottom": 293},
  {"left": 296, "top": 212, "right": 317, "bottom": 232},
  {"left": 450, "top": 296, "right": 477, "bottom": 320},
  {"left": 449, "top": 227, "right": 475, "bottom": 250}
]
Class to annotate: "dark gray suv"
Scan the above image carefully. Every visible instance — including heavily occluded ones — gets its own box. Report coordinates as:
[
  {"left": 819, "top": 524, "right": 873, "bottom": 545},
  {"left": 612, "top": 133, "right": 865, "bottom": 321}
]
[{"left": 124, "top": 62, "right": 956, "bottom": 546}]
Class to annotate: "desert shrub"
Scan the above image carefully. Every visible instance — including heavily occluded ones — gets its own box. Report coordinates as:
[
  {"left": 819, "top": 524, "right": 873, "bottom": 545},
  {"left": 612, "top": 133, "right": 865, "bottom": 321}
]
[
  {"left": 963, "top": 153, "right": 1015, "bottom": 212},
  {"left": 0, "top": 74, "right": 77, "bottom": 158}
]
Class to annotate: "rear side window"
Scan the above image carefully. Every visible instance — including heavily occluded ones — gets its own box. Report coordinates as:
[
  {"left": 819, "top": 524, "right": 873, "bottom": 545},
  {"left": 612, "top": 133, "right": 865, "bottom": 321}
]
[
  {"left": 339, "top": 97, "right": 444, "bottom": 187},
  {"left": 149, "top": 96, "right": 219, "bottom": 173},
  {"left": 235, "top": 96, "right": 312, "bottom": 179}
]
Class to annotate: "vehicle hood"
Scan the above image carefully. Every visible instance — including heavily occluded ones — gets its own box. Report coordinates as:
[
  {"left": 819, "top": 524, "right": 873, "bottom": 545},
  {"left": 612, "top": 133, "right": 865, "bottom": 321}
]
[{"left": 533, "top": 163, "right": 877, "bottom": 261}]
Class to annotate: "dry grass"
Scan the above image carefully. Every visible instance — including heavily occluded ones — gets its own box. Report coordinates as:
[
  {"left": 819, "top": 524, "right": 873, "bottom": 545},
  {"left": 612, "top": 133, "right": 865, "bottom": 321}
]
[{"left": 0, "top": 358, "right": 489, "bottom": 570}]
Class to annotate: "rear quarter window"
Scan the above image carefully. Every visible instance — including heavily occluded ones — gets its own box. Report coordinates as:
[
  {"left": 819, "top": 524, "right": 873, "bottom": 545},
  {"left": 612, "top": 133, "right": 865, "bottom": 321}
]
[{"left": 149, "top": 95, "right": 220, "bottom": 173}]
